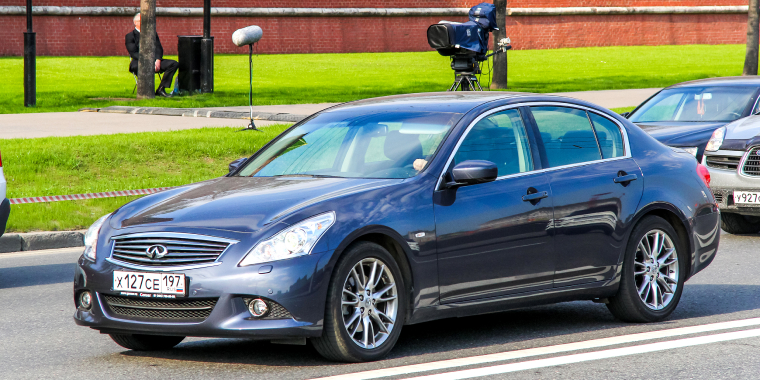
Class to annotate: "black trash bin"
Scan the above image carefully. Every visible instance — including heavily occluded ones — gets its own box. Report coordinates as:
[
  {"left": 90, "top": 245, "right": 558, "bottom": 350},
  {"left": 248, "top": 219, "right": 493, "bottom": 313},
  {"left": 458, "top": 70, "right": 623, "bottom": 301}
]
[{"left": 177, "top": 35, "right": 213, "bottom": 93}]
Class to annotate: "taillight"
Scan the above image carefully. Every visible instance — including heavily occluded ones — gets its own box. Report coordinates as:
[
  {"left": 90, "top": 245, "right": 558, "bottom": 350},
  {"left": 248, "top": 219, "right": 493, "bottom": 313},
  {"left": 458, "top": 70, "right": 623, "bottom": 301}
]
[
  {"left": 697, "top": 163, "right": 710, "bottom": 188},
  {"left": 0, "top": 150, "right": 3, "bottom": 167}
]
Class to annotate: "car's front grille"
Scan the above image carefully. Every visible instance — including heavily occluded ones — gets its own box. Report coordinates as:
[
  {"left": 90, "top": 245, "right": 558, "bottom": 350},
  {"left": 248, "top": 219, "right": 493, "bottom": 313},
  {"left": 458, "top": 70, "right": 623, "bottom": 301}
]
[
  {"left": 714, "top": 193, "right": 724, "bottom": 203},
  {"left": 102, "top": 294, "right": 217, "bottom": 322},
  {"left": 742, "top": 147, "right": 760, "bottom": 177},
  {"left": 109, "top": 233, "right": 236, "bottom": 268},
  {"left": 705, "top": 155, "right": 741, "bottom": 170}
]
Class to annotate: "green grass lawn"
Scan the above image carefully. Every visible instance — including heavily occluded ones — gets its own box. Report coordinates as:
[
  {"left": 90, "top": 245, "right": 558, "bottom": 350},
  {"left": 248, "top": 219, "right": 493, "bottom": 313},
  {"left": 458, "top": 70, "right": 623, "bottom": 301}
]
[
  {"left": 4, "top": 125, "right": 290, "bottom": 232},
  {"left": 0, "top": 44, "right": 746, "bottom": 114}
]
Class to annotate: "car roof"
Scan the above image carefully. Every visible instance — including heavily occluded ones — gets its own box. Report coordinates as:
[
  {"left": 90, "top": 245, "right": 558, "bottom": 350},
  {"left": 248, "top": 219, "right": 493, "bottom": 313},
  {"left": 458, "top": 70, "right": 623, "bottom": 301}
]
[
  {"left": 323, "top": 92, "right": 607, "bottom": 114},
  {"left": 666, "top": 76, "right": 760, "bottom": 89}
]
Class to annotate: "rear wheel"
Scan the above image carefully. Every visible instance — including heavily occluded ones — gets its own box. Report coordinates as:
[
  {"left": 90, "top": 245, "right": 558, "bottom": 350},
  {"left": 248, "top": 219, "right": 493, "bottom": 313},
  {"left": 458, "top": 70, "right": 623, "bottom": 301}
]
[
  {"left": 607, "top": 216, "right": 686, "bottom": 323},
  {"left": 311, "top": 241, "right": 406, "bottom": 362},
  {"left": 720, "top": 213, "right": 760, "bottom": 235},
  {"left": 110, "top": 334, "right": 185, "bottom": 351}
]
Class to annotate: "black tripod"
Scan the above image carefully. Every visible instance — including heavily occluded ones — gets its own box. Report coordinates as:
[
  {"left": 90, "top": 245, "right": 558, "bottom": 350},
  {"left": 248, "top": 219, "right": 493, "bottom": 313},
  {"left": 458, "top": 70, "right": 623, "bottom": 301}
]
[
  {"left": 449, "top": 73, "right": 483, "bottom": 91},
  {"left": 240, "top": 43, "right": 259, "bottom": 131}
]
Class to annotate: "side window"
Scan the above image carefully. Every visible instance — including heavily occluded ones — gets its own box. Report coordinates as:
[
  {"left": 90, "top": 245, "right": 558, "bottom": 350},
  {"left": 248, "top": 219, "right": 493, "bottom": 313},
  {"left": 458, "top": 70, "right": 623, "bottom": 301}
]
[
  {"left": 588, "top": 113, "right": 625, "bottom": 158},
  {"left": 531, "top": 106, "right": 601, "bottom": 167},
  {"left": 453, "top": 109, "right": 533, "bottom": 176}
]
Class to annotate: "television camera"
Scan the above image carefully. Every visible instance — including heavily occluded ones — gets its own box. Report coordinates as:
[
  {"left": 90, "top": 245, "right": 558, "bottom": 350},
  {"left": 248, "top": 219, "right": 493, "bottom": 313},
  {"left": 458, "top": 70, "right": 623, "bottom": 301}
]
[{"left": 427, "top": 3, "right": 512, "bottom": 91}]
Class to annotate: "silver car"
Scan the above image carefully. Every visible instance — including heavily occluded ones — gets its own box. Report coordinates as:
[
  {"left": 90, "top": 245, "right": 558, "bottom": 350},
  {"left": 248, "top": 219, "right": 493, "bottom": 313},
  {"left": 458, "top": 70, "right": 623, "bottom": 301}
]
[{"left": 702, "top": 115, "right": 760, "bottom": 233}]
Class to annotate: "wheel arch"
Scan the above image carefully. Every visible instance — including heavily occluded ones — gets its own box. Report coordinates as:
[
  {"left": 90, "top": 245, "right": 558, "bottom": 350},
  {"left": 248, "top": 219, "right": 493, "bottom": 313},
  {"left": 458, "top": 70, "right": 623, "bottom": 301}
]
[
  {"left": 627, "top": 202, "right": 694, "bottom": 278},
  {"left": 331, "top": 225, "right": 416, "bottom": 324}
]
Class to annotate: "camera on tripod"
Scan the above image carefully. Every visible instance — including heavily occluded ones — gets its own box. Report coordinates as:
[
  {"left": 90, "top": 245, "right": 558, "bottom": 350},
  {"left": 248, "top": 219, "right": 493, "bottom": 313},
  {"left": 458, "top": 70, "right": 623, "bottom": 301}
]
[{"left": 427, "top": 3, "right": 511, "bottom": 91}]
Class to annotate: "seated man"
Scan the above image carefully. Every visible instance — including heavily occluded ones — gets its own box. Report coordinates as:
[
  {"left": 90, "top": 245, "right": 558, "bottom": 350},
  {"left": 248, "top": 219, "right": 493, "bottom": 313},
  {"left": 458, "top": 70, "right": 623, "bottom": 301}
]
[{"left": 125, "top": 13, "right": 178, "bottom": 97}]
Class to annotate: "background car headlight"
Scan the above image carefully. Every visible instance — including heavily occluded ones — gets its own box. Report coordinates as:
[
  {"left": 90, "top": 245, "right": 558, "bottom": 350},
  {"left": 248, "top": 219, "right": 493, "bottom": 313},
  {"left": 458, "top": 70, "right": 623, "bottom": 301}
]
[
  {"left": 83, "top": 213, "right": 111, "bottom": 261},
  {"left": 239, "top": 212, "right": 335, "bottom": 267},
  {"left": 705, "top": 127, "right": 726, "bottom": 152},
  {"left": 680, "top": 147, "right": 699, "bottom": 157}
]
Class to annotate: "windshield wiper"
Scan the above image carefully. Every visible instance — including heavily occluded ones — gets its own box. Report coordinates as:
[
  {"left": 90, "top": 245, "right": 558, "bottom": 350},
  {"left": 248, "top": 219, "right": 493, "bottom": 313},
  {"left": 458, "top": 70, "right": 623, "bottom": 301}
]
[{"left": 272, "top": 174, "right": 344, "bottom": 178}]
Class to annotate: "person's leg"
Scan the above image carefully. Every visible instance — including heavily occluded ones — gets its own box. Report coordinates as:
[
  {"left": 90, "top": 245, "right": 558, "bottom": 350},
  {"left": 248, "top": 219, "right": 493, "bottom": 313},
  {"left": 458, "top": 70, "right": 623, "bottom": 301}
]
[{"left": 158, "top": 59, "right": 179, "bottom": 90}]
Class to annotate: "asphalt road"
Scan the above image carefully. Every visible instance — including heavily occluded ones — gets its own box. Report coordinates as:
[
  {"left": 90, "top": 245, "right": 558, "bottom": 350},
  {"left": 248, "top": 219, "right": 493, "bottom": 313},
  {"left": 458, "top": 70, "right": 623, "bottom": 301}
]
[{"left": 1, "top": 231, "right": 759, "bottom": 380}]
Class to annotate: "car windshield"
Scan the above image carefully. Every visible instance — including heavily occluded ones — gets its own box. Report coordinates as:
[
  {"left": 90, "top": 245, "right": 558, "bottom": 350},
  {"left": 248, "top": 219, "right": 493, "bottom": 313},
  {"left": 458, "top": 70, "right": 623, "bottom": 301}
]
[
  {"left": 236, "top": 110, "right": 463, "bottom": 179},
  {"left": 629, "top": 86, "right": 758, "bottom": 123}
]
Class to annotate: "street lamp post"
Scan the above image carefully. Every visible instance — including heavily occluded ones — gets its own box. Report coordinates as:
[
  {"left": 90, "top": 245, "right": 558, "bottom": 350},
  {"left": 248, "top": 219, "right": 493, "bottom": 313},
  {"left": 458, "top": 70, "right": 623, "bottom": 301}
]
[
  {"left": 200, "top": 0, "right": 214, "bottom": 93},
  {"left": 24, "top": 0, "right": 36, "bottom": 107}
]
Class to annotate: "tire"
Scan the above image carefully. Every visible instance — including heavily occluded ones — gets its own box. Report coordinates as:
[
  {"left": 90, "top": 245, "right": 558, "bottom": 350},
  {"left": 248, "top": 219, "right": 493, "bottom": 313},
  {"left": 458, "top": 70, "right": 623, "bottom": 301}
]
[
  {"left": 311, "top": 241, "right": 407, "bottom": 362},
  {"left": 109, "top": 334, "right": 185, "bottom": 351},
  {"left": 607, "top": 216, "right": 687, "bottom": 323},
  {"left": 720, "top": 213, "right": 760, "bottom": 235}
]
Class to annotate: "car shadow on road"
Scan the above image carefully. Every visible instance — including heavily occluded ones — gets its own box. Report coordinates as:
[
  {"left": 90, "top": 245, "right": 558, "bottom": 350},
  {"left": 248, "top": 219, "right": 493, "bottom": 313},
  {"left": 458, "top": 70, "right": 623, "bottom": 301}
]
[
  {"left": 0, "top": 263, "right": 74, "bottom": 289},
  {"left": 119, "top": 283, "right": 760, "bottom": 367}
]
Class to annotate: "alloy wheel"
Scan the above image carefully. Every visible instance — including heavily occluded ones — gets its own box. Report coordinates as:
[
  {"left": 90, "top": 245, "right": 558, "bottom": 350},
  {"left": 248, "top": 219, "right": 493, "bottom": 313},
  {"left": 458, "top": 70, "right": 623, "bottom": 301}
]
[
  {"left": 634, "top": 229, "right": 679, "bottom": 310},
  {"left": 341, "top": 258, "right": 398, "bottom": 349}
]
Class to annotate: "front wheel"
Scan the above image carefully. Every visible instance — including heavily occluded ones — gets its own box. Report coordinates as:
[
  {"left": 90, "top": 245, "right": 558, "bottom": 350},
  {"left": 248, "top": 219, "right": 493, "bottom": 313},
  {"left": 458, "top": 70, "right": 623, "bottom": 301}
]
[
  {"left": 311, "top": 241, "right": 406, "bottom": 362},
  {"left": 720, "top": 213, "right": 760, "bottom": 235},
  {"left": 110, "top": 334, "right": 185, "bottom": 351},
  {"left": 607, "top": 216, "right": 687, "bottom": 323}
]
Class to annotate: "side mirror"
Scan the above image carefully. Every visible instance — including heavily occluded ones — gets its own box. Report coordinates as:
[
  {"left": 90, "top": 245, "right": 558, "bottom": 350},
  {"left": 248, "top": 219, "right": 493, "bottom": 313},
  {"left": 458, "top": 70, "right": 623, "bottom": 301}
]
[
  {"left": 229, "top": 157, "right": 248, "bottom": 173},
  {"left": 619, "top": 112, "right": 630, "bottom": 118},
  {"left": 448, "top": 160, "right": 498, "bottom": 187}
]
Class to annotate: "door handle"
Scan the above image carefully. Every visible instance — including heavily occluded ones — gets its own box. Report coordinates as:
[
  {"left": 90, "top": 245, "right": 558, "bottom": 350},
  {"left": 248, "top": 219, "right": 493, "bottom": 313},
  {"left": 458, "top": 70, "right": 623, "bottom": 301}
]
[
  {"left": 613, "top": 173, "right": 638, "bottom": 185},
  {"left": 522, "top": 191, "right": 548, "bottom": 202}
]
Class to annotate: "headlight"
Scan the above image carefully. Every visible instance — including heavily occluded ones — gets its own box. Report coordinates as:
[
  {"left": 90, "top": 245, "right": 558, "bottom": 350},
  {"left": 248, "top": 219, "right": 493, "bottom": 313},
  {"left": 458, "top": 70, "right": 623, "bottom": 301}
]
[
  {"left": 239, "top": 212, "right": 336, "bottom": 267},
  {"left": 83, "top": 213, "right": 111, "bottom": 261},
  {"left": 705, "top": 127, "right": 726, "bottom": 152},
  {"left": 681, "top": 147, "right": 699, "bottom": 157}
]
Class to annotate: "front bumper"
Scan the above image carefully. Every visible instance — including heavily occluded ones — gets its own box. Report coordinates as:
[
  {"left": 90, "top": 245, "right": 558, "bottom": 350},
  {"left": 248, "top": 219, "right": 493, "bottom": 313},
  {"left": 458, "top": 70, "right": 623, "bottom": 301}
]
[
  {"left": 708, "top": 167, "right": 760, "bottom": 216},
  {"left": 73, "top": 247, "right": 334, "bottom": 339}
]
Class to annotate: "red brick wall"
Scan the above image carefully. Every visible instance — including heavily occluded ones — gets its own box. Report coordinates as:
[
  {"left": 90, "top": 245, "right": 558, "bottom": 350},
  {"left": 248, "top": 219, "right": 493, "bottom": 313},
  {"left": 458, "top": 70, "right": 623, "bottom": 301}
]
[
  {"left": 0, "top": 1, "right": 751, "bottom": 56},
  {"left": 0, "top": 0, "right": 748, "bottom": 6}
]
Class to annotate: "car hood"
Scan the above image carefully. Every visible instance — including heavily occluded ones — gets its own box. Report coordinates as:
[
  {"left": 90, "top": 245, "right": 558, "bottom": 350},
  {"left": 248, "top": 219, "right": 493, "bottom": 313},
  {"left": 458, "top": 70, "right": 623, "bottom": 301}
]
[
  {"left": 725, "top": 114, "right": 760, "bottom": 140},
  {"left": 634, "top": 121, "right": 727, "bottom": 146},
  {"left": 109, "top": 176, "right": 401, "bottom": 233}
]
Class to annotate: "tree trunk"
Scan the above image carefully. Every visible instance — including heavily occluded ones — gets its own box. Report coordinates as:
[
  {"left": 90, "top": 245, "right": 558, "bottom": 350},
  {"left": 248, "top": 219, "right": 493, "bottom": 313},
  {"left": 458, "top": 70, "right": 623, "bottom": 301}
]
[
  {"left": 744, "top": 0, "right": 759, "bottom": 76},
  {"left": 491, "top": 0, "right": 508, "bottom": 89},
  {"left": 137, "top": 0, "right": 156, "bottom": 99}
]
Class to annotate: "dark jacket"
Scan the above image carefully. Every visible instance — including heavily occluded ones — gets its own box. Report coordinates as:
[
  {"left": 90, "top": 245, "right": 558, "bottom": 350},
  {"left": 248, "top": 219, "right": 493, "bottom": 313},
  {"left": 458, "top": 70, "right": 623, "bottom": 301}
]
[{"left": 125, "top": 29, "right": 164, "bottom": 73}]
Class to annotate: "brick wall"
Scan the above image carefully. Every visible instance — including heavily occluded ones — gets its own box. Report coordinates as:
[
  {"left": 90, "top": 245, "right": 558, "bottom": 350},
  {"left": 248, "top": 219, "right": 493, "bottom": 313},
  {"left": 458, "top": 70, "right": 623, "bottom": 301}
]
[
  {"left": 0, "top": 1, "right": 751, "bottom": 56},
  {"left": 0, "top": 0, "right": 748, "bottom": 7}
]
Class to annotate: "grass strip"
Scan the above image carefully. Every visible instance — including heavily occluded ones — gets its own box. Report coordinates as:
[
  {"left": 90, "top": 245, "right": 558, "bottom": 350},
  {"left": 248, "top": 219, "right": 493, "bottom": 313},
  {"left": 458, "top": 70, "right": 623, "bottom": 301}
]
[
  {"left": 3, "top": 125, "right": 290, "bottom": 232},
  {"left": 0, "top": 45, "right": 744, "bottom": 114}
]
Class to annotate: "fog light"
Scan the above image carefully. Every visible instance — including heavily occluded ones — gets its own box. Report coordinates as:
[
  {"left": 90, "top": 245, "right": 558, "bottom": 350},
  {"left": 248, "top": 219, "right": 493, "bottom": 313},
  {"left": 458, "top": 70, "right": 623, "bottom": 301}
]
[
  {"left": 80, "top": 291, "right": 92, "bottom": 310},
  {"left": 248, "top": 298, "right": 268, "bottom": 318}
]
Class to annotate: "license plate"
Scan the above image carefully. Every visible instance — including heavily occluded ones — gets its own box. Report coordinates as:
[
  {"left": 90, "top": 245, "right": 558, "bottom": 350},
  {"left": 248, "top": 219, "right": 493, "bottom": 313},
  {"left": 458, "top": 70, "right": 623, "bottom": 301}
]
[
  {"left": 113, "top": 271, "right": 186, "bottom": 296},
  {"left": 733, "top": 191, "right": 760, "bottom": 205}
]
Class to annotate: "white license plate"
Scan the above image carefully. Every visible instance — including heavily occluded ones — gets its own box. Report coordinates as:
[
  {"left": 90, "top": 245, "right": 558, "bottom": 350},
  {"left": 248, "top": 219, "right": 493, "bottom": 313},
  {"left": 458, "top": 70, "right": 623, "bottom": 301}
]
[
  {"left": 733, "top": 191, "right": 760, "bottom": 205},
  {"left": 113, "top": 271, "right": 186, "bottom": 296}
]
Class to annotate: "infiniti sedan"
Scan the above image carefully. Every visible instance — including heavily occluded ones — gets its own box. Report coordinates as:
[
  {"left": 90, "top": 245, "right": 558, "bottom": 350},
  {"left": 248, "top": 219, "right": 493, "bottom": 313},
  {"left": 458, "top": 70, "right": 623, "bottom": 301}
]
[
  {"left": 74, "top": 93, "right": 719, "bottom": 362},
  {"left": 624, "top": 77, "right": 760, "bottom": 162}
]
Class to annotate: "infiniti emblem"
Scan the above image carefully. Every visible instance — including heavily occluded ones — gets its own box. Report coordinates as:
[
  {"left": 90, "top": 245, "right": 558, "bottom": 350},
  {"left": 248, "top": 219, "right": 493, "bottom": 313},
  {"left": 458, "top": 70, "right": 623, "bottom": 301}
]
[{"left": 146, "top": 244, "right": 168, "bottom": 259}]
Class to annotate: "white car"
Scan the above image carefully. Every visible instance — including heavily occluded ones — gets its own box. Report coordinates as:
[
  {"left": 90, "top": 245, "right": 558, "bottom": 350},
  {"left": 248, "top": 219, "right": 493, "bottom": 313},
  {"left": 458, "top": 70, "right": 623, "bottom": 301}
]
[{"left": 702, "top": 115, "right": 760, "bottom": 233}]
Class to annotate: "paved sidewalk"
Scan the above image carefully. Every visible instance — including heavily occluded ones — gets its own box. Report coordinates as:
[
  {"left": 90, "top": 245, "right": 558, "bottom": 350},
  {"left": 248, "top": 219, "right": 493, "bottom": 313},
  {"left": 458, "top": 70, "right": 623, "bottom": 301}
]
[{"left": 0, "top": 88, "right": 660, "bottom": 139}]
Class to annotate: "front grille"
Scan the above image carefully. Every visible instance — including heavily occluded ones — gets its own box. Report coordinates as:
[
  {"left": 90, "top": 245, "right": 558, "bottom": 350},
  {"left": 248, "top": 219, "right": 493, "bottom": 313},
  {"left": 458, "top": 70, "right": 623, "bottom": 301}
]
[
  {"left": 243, "top": 297, "right": 294, "bottom": 320},
  {"left": 102, "top": 294, "right": 218, "bottom": 322},
  {"left": 714, "top": 193, "right": 724, "bottom": 203},
  {"left": 705, "top": 155, "right": 741, "bottom": 170},
  {"left": 742, "top": 147, "right": 760, "bottom": 177},
  {"left": 110, "top": 233, "right": 235, "bottom": 268}
]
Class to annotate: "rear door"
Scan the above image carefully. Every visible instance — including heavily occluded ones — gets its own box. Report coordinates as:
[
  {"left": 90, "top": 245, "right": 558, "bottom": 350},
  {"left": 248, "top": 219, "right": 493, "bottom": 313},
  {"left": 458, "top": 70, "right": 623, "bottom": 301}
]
[{"left": 526, "top": 105, "right": 644, "bottom": 287}]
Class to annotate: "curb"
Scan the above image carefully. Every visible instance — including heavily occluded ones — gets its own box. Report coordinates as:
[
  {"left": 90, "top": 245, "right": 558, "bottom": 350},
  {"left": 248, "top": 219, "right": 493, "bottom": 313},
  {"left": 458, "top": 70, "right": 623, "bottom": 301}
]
[
  {"left": 80, "top": 106, "right": 308, "bottom": 123},
  {"left": 0, "top": 231, "right": 84, "bottom": 254}
]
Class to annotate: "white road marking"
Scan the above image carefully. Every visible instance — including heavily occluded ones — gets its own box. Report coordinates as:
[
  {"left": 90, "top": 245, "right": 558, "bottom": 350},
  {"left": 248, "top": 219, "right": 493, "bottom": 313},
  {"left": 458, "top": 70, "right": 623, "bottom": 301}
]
[
  {"left": 313, "top": 317, "right": 760, "bottom": 380},
  {"left": 407, "top": 327, "right": 760, "bottom": 380}
]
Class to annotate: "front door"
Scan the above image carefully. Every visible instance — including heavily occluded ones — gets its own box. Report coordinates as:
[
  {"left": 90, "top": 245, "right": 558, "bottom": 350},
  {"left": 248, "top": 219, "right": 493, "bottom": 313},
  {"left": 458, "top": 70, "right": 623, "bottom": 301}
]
[
  {"left": 435, "top": 108, "right": 555, "bottom": 304},
  {"left": 528, "top": 106, "right": 644, "bottom": 287}
]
